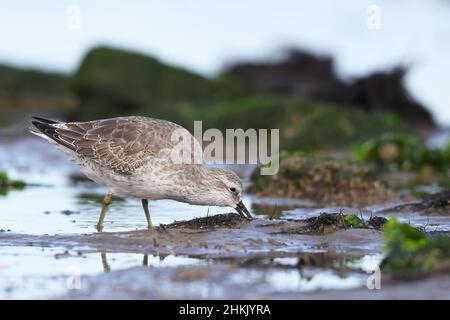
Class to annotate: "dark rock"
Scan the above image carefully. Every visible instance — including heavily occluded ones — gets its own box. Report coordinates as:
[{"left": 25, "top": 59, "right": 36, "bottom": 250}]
[
  {"left": 226, "top": 49, "right": 347, "bottom": 102},
  {"left": 382, "top": 190, "right": 450, "bottom": 215},
  {"left": 349, "top": 68, "right": 434, "bottom": 128},
  {"left": 224, "top": 48, "right": 435, "bottom": 129}
]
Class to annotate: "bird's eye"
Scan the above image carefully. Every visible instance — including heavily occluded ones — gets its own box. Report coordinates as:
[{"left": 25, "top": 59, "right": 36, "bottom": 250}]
[{"left": 229, "top": 187, "right": 236, "bottom": 193}]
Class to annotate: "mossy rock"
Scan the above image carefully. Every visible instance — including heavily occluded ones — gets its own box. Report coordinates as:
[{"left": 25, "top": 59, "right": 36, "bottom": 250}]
[
  {"left": 203, "top": 94, "right": 411, "bottom": 151},
  {"left": 69, "top": 46, "right": 244, "bottom": 128},
  {"left": 0, "top": 64, "right": 73, "bottom": 125},
  {"left": 249, "top": 157, "right": 397, "bottom": 206}
]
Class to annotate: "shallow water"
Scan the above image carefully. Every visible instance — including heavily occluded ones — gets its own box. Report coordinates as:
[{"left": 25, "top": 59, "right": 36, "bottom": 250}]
[
  {"left": 0, "top": 244, "right": 382, "bottom": 299},
  {"left": 0, "top": 246, "right": 204, "bottom": 299},
  {"left": 0, "top": 137, "right": 447, "bottom": 299}
]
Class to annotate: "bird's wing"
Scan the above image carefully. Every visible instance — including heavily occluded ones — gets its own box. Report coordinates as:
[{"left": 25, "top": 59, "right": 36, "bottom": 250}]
[{"left": 37, "top": 117, "right": 189, "bottom": 175}]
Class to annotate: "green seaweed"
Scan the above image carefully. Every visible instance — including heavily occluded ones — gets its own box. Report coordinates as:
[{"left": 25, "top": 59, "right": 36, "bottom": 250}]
[
  {"left": 381, "top": 217, "right": 450, "bottom": 278},
  {"left": 10, "top": 180, "right": 25, "bottom": 189},
  {"left": 343, "top": 214, "right": 365, "bottom": 228},
  {"left": 0, "top": 171, "right": 26, "bottom": 196},
  {"left": 0, "top": 171, "right": 9, "bottom": 186}
]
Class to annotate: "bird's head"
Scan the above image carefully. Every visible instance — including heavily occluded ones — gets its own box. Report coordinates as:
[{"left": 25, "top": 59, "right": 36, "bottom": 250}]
[{"left": 185, "top": 167, "right": 252, "bottom": 219}]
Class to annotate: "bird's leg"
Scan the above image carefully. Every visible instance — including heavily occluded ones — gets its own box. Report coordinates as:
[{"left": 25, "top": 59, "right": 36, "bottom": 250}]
[
  {"left": 96, "top": 193, "right": 112, "bottom": 232},
  {"left": 141, "top": 199, "right": 154, "bottom": 229}
]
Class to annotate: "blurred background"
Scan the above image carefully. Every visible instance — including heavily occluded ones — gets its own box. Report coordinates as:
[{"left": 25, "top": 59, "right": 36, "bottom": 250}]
[{"left": 0, "top": 0, "right": 449, "bottom": 143}]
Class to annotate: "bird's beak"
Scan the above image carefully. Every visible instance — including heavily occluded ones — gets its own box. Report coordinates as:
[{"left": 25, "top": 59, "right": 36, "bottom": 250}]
[{"left": 235, "top": 200, "right": 253, "bottom": 220}]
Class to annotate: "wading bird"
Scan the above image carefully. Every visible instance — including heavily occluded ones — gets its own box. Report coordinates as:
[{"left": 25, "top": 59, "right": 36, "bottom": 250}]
[{"left": 31, "top": 116, "right": 252, "bottom": 231}]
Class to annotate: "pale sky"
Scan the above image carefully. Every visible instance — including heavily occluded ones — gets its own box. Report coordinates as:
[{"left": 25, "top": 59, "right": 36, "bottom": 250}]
[{"left": 1, "top": 0, "right": 449, "bottom": 125}]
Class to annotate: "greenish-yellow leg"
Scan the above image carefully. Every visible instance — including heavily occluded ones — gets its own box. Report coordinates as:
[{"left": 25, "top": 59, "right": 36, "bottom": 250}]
[
  {"left": 141, "top": 199, "right": 154, "bottom": 229},
  {"left": 96, "top": 193, "right": 112, "bottom": 232}
]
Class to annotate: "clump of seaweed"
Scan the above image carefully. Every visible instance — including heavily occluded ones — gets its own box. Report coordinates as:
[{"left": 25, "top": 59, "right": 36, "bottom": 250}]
[
  {"left": 282, "top": 212, "right": 387, "bottom": 235},
  {"left": 249, "top": 157, "right": 396, "bottom": 206},
  {"left": 161, "top": 213, "right": 248, "bottom": 230},
  {"left": 381, "top": 217, "right": 450, "bottom": 279},
  {"left": 0, "top": 171, "right": 25, "bottom": 196}
]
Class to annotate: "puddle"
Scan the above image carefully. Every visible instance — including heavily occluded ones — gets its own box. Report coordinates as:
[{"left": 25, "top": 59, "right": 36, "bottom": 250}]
[
  {"left": 264, "top": 269, "right": 363, "bottom": 292},
  {"left": 0, "top": 246, "right": 203, "bottom": 299},
  {"left": 261, "top": 253, "right": 382, "bottom": 293},
  {"left": 347, "top": 254, "right": 384, "bottom": 273},
  {"left": 0, "top": 243, "right": 382, "bottom": 299},
  {"left": 232, "top": 252, "right": 383, "bottom": 293},
  {"left": 62, "top": 253, "right": 382, "bottom": 299}
]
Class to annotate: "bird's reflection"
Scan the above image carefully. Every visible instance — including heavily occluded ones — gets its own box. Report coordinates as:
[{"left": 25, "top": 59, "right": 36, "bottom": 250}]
[
  {"left": 100, "top": 252, "right": 163, "bottom": 272},
  {"left": 100, "top": 252, "right": 111, "bottom": 272},
  {"left": 142, "top": 254, "right": 148, "bottom": 266}
]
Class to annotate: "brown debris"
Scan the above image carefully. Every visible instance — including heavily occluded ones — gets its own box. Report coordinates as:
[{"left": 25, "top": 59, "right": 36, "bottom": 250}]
[
  {"left": 281, "top": 212, "right": 387, "bottom": 235},
  {"left": 160, "top": 213, "right": 249, "bottom": 230},
  {"left": 367, "top": 216, "right": 388, "bottom": 229}
]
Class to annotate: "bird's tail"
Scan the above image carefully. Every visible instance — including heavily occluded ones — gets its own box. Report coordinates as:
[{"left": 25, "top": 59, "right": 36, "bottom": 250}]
[
  {"left": 30, "top": 116, "right": 77, "bottom": 151},
  {"left": 29, "top": 116, "right": 59, "bottom": 136},
  {"left": 31, "top": 116, "right": 60, "bottom": 125}
]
